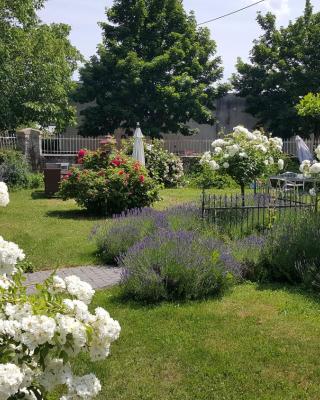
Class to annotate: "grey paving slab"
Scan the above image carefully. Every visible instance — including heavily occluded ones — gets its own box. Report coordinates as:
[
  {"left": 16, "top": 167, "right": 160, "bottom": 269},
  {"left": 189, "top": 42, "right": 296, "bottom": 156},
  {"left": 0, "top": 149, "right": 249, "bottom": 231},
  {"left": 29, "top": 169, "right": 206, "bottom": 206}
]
[{"left": 25, "top": 266, "right": 122, "bottom": 294}]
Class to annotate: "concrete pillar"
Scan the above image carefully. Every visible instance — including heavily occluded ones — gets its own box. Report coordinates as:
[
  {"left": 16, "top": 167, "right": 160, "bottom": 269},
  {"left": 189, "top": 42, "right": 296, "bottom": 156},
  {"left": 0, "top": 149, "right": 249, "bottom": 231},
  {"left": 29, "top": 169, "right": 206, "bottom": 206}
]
[{"left": 16, "top": 128, "right": 42, "bottom": 171}]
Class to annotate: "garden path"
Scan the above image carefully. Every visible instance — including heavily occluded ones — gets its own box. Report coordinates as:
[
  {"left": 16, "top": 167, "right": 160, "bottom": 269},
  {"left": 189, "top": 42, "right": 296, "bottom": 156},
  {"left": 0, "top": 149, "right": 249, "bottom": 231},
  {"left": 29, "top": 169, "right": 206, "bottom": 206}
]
[{"left": 25, "top": 266, "right": 122, "bottom": 294}]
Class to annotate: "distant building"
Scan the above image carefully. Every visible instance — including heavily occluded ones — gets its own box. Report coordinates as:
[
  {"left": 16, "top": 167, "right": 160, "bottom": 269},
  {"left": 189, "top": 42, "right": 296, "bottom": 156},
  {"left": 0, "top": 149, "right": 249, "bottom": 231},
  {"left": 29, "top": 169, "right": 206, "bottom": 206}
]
[{"left": 65, "top": 93, "right": 258, "bottom": 140}]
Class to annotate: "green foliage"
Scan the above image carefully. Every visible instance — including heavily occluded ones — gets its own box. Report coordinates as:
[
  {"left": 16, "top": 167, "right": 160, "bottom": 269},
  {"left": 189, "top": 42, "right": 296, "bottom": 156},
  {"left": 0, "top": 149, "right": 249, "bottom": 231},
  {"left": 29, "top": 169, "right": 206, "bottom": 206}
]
[
  {"left": 59, "top": 151, "right": 159, "bottom": 215},
  {"left": 0, "top": 0, "right": 82, "bottom": 132},
  {"left": 232, "top": 1, "right": 320, "bottom": 138},
  {"left": 75, "top": 0, "right": 227, "bottom": 137},
  {"left": 27, "top": 172, "right": 44, "bottom": 189},
  {"left": 257, "top": 211, "right": 320, "bottom": 285},
  {"left": 296, "top": 93, "right": 320, "bottom": 136},
  {"left": 0, "top": 149, "right": 29, "bottom": 188},
  {"left": 188, "top": 163, "right": 235, "bottom": 190}
]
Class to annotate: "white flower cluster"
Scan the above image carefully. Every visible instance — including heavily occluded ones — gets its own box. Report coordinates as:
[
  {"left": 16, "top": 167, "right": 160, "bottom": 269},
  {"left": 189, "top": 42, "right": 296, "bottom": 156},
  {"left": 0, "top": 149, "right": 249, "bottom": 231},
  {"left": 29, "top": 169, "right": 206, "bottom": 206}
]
[
  {"left": 200, "top": 126, "right": 284, "bottom": 173},
  {"left": 0, "top": 236, "right": 25, "bottom": 275},
  {"left": 0, "top": 241, "right": 121, "bottom": 400},
  {"left": 145, "top": 140, "right": 184, "bottom": 186},
  {"left": 300, "top": 145, "right": 320, "bottom": 177},
  {"left": 0, "top": 182, "right": 9, "bottom": 207}
]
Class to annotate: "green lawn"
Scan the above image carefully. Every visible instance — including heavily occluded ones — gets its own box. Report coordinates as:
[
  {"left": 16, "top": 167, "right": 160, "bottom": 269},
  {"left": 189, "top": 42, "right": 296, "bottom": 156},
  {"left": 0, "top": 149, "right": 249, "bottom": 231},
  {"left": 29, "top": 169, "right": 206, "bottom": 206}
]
[
  {"left": 0, "top": 187, "right": 232, "bottom": 270},
  {"left": 50, "top": 283, "right": 320, "bottom": 400}
]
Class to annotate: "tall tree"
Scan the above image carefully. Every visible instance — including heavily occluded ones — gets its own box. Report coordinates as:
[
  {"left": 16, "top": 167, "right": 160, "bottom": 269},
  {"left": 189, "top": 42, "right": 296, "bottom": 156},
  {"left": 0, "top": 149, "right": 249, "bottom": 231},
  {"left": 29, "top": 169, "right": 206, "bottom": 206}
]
[
  {"left": 232, "top": 0, "right": 320, "bottom": 138},
  {"left": 75, "top": 0, "right": 226, "bottom": 137},
  {"left": 0, "top": 0, "right": 82, "bottom": 133}
]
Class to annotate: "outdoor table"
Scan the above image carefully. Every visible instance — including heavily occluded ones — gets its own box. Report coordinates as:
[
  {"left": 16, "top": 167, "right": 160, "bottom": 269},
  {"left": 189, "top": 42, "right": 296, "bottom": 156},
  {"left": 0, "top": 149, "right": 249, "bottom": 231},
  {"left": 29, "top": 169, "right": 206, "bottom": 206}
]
[{"left": 268, "top": 174, "right": 318, "bottom": 193}]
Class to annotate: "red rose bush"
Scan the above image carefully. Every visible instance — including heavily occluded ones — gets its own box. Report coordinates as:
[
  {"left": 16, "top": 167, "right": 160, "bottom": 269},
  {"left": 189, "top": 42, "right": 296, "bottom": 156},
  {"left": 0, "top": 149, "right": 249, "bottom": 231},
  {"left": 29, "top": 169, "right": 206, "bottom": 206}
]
[{"left": 60, "top": 149, "right": 159, "bottom": 215}]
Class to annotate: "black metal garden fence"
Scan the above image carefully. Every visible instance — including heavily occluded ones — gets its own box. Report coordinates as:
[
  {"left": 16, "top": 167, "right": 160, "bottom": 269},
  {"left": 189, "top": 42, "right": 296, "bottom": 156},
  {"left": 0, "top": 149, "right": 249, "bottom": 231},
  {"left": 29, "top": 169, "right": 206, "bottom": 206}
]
[{"left": 201, "top": 190, "right": 315, "bottom": 236}]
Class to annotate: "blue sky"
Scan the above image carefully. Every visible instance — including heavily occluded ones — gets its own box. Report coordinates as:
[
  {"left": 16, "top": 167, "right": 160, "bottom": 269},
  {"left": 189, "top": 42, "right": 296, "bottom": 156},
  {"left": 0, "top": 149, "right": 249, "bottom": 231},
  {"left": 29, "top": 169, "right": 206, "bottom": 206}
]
[{"left": 39, "top": 0, "right": 320, "bottom": 81}]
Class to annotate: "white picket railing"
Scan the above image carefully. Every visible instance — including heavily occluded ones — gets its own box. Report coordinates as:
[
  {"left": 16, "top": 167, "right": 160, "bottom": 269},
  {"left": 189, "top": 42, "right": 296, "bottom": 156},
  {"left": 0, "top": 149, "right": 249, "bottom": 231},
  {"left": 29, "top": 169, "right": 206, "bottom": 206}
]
[
  {"left": 35, "top": 135, "right": 320, "bottom": 157},
  {"left": 40, "top": 136, "right": 105, "bottom": 156},
  {"left": 0, "top": 135, "right": 17, "bottom": 150}
]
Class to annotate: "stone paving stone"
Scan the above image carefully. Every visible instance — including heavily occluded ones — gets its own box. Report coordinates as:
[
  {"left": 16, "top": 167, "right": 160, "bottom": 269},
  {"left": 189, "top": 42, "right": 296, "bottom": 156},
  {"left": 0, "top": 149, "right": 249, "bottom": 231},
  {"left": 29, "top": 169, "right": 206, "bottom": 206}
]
[{"left": 25, "top": 266, "right": 122, "bottom": 294}]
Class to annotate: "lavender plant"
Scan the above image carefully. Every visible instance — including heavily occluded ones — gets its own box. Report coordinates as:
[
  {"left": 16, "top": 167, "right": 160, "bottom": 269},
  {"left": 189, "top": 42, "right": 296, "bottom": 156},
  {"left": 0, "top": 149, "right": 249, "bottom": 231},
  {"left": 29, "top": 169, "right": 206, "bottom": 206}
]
[
  {"left": 93, "top": 204, "right": 207, "bottom": 264},
  {"left": 118, "top": 230, "right": 242, "bottom": 303}
]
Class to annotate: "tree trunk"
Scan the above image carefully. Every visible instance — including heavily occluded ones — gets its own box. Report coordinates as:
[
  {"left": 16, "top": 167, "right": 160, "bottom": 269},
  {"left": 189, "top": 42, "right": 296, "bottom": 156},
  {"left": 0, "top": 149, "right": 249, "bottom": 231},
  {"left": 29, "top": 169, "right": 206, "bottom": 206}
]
[{"left": 241, "top": 184, "right": 245, "bottom": 207}]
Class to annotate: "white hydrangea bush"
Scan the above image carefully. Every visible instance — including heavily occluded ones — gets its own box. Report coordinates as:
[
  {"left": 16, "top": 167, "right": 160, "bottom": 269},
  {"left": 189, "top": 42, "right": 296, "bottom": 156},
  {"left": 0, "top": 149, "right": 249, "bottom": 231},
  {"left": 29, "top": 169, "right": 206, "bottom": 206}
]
[
  {"left": 200, "top": 126, "right": 284, "bottom": 196},
  {"left": 0, "top": 182, "right": 9, "bottom": 207},
  {"left": 300, "top": 144, "right": 320, "bottom": 197},
  {"left": 145, "top": 140, "right": 184, "bottom": 187},
  {"left": 0, "top": 237, "right": 121, "bottom": 400}
]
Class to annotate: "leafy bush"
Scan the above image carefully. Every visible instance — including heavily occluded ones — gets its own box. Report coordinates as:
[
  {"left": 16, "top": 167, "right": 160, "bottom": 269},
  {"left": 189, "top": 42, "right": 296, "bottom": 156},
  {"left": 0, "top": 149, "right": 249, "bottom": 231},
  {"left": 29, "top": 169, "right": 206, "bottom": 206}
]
[
  {"left": 258, "top": 212, "right": 320, "bottom": 285},
  {"left": 93, "top": 204, "right": 202, "bottom": 264},
  {"left": 27, "top": 172, "right": 44, "bottom": 189},
  {"left": 0, "top": 149, "right": 29, "bottom": 188},
  {"left": 123, "top": 139, "right": 184, "bottom": 187},
  {"left": 60, "top": 151, "right": 159, "bottom": 215},
  {"left": 119, "top": 230, "right": 242, "bottom": 303},
  {"left": 188, "top": 162, "right": 237, "bottom": 189}
]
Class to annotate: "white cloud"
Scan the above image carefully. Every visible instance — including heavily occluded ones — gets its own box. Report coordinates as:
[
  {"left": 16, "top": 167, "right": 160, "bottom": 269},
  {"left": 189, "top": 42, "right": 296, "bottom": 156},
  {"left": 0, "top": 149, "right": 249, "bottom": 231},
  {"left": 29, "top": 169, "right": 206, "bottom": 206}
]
[{"left": 263, "top": 0, "right": 290, "bottom": 18}]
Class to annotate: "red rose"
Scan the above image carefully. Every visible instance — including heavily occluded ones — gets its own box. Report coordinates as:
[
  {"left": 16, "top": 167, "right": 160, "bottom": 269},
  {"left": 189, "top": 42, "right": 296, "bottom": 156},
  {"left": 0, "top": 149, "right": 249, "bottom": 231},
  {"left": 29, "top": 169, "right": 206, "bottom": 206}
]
[
  {"left": 134, "top": 161, "right": 141, "bottom": 171},
  {"left": 139, "top": 175, "right": 145, "bottom": 183},
  {"left": 78, "top": 149, "right": 86, "bottom": 157},
  {"left": 118, "top": 170, "right": 124, "bottom": 175}
]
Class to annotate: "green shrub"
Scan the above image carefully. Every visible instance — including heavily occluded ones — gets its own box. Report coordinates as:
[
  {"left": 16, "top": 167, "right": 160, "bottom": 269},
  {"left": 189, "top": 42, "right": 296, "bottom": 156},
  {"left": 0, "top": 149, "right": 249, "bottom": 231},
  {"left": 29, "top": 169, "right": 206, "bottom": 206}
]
[
  {"left": 188, "top": 163, "right": 236, "bottom": 189},
  {"left": 60, "top": 151, "right": 159, "bottom": 215},
  {"left": 27, "top": 172, "right": 44, "bottom": 189},
  {"left": 0, "top": 149, "right": 29, "bottom": 188},
  {"left": 258, "top": 212, "right": 320, "bottom": 285},
  {"left": 119, "top": 230, "right": 242, "bottom": 303}
]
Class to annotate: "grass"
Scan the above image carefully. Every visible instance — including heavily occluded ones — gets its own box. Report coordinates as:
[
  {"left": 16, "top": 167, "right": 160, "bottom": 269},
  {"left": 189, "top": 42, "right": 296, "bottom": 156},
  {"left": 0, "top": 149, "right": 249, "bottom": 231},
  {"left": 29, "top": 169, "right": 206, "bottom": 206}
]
[
  {"left": 50, "top": 283, "right": 320, "bottom": 400},
  {"left": 0, "top": 187, "right": 235, "bottom": 270}
]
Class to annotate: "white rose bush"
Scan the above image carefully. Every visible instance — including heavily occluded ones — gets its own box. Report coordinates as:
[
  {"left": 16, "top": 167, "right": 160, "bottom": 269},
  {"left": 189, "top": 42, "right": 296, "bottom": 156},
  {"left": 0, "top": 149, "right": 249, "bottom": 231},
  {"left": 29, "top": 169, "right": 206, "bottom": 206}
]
[
  {"left": 0, "top": 188, "right": 121, "bottom": 400},
  {"left": 200, "top": 126, "right": 284, "bottom": 201}
]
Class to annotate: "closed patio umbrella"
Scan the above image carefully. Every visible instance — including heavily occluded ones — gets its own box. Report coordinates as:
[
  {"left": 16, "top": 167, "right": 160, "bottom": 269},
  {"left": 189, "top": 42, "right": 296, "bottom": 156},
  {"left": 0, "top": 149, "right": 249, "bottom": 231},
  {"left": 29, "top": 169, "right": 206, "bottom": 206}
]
[
  {"left": 132, "top": 123, "right": 145, "bottom": 166},
  {"left": 295, "top": 135, "right": 313, "bottom": 163}
]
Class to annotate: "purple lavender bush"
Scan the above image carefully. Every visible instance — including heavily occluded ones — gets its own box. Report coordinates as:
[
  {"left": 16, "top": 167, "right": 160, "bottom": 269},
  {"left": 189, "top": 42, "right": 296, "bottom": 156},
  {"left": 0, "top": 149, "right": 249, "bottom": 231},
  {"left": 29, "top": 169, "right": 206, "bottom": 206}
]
[
  {"left": 93, "top": 208, "right": 162, "bottom": 263},
  {"left": 118, "top": 230, "right": 243, "bottom": 303},
  {"left": 93, "top": 204, "right": 207, "bottom": 264}
]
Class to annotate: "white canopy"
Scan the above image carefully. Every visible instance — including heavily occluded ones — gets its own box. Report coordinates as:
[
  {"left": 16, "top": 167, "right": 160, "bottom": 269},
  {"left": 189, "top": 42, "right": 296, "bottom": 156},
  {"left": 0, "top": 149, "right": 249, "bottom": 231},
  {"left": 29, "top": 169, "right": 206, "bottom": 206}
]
[
  {"left": 132, "top": 123, "right": 145, "bottom": 166},
  {"left": 295, "top": 135, "right": 313, "bottom": 163}
]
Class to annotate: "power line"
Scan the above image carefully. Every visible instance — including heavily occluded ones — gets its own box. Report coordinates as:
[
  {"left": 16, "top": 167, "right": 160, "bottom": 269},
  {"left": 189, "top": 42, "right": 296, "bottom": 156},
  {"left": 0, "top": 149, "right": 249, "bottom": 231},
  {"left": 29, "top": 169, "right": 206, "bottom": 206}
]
[{"left": 197, "top": 0, "right": 266, "bottom": 26}]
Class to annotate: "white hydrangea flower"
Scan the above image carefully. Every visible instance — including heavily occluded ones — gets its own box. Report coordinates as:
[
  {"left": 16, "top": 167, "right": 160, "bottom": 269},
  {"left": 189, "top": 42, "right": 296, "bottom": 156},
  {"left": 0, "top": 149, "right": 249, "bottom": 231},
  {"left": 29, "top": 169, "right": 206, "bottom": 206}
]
[
  {"left": 211, "top": 139, "right": 226, "bottom": 148},
  {"left": 49, "top": 275, "right": 67, "bottom": 294},
  {"left": 0, "top": 275, "right": 12, "bottom": 290},
  {"left": 39, "top": 359, "right": 72, "bottom": 391},
  {"left": 300, "top": 159, "right": 311, "bottom": 174},
  {"left": 222, "top": 162, "right": 229, "bottom": 169},
  {"left": 4, "top": 303, "right": 32, "bottom": 320},
  {"left": 278, "top": 159, "right": 284, "bottom": 170},
  {"left": 214, "top": 146, "right": 223, "bottom": 154},
  {"left": 209, "top": 160, "right": 219, "bottom": 171},
  {"left": 310, "top": 162, "right": 320, "bottom": 174},
  {"left": 66, "top": 373, "right": 101, "bottom": 399},
  {"left": 255, "top": 144, "right": 268, "bottom": 154},
  {"left": 0, "top": 182, "right": 9, "bottom": 207},
  {"left": 55, "top": 314, "right": 87, "bottom": 352},
  {"left": 65, "top": 275, "right": 95, "bottom": 305},
  {"left": 0, "top": 319, "right": 21, "bottom": 338},
  {"left": 309, "top": 188, "right": 317, "bottom": 197},
  {"left": 226, "top": 144, "right": 240, "bottom": 157},
  {"left": 199, "top": 151, "right": 211, "bottom": 166},
  {"left": 0, "top": 363, "right": 24, "bottom": 399},
  {"left": 0, "top": 236, "right": 25, "bottom": 275},
  {"left": 239, "top": 152, "right": 248, "bottom": 158},
  {"left": 63, "top": 299, "right": 92, "bottom": 323},
  {"left": 315, "top": 145, "right": 320, "bottom": 161},
  {"left": 20, "top": 315, "right": 56, "bottom": 350}
]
